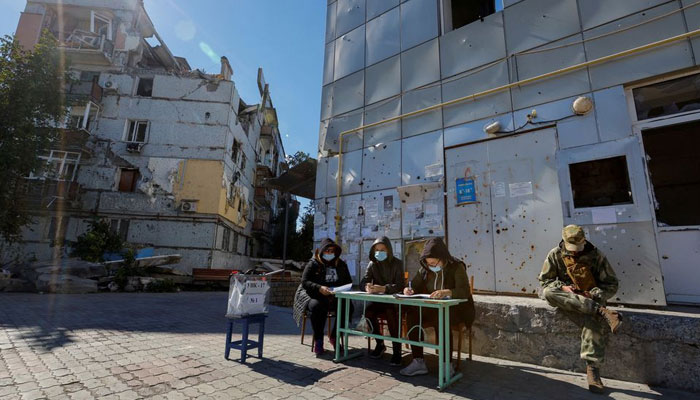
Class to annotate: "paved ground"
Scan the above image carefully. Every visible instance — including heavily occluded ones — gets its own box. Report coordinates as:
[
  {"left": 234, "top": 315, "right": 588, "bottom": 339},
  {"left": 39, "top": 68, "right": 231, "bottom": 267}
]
[{"left": 0, "top": 292, "right": 696, "bottom": 400}]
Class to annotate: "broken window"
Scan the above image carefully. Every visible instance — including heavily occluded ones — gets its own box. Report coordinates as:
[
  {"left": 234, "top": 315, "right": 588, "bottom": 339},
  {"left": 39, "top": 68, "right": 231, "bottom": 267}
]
[
  {"left": 569, "top": 156, "right": 634, "bottom": 208},
  {"left": 118, "top": 168, "right": 139, "bottom": 192},
  {"left": 110, "top": 219, "right": 130, "bottom": 242},
  {"left": 222, "top": 227, "right": 231, "bottom": 251},
  {"left": 633, "top": 73, "right": 700, "bottom": 121},
  {"left": 90, "top": 11, "right": 112, "bottom": 40},
  {"left": 442, "top": 0, "right": 498, "bottom": 34},
  {"left": 136, "top": 77, "right": 153, "bottom": 97},
  {"left": 233, "top": 232, "right": 239, "bottom": 254},
  {"left": 69, "top": 101, "right": 99, "bottom": 132},
  {"left": 125, "top": 120, "right": 148, "bottom": 143},
  {"left": 232, "top": 139, "right": 241, "bottom": 162},
  {"left": 30, "top": 150, "right": 81, "bottom": 181},
  {"left": 642, "top": 120, "right": 700, "bottom": 226}
]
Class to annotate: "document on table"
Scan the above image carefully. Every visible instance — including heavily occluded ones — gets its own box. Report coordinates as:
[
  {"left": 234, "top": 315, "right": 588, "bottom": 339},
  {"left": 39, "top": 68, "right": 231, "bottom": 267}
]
[
  {"left": 393, "top": 294, "right": 452, "bottom": 300},
  {"left": 330, "top": 283, "right": 352, "bottom": 293}
]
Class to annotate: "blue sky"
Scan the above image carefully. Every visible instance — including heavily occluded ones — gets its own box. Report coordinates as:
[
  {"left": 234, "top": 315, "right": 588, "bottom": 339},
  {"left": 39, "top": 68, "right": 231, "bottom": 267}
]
[{"left": 0, "top": 0, "right": 324, "bottom": 221}]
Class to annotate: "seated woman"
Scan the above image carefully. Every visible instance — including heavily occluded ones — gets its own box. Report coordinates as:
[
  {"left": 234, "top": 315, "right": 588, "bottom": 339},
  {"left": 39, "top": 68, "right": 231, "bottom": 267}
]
[
  {"left": 296, "top": 238, "right": 353, "bottom": 357},
  {"left": 360, "top": 236, "right": 405, "bottom": 366},
  {"left": 400, "top": 237, "right": 475, "bottom": 376}
]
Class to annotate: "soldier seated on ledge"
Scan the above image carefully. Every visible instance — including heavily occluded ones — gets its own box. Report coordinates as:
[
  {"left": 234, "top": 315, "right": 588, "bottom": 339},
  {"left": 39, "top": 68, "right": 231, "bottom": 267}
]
[{"left": 539, "top": 224, "right": 622, "bottom": 395}]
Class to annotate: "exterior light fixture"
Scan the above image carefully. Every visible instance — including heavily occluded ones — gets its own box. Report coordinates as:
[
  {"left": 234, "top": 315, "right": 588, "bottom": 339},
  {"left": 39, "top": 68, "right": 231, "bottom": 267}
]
[
  {"left": 484, "top": 121, "right": 501, "bottom": 134},
  {"left": 572, "top": 96, "right": 593, "bottom": 115}
]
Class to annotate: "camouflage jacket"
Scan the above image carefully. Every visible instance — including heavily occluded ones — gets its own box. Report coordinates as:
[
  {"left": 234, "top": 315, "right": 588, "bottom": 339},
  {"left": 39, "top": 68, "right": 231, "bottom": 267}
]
[{"left": 538, "top": 241, "right": 619, "bottom": 303}]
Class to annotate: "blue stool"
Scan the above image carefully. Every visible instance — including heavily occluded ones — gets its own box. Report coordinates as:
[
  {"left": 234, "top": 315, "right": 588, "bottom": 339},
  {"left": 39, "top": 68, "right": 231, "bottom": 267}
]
[{"left": 225, "top": 314, "right": 267, "bottom": 362}]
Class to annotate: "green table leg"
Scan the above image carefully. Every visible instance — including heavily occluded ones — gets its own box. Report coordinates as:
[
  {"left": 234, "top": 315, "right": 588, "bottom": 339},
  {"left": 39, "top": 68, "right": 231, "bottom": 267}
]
[
  {"left": 334, "top": 297, "right": 342, "bottom": 361},
  {"left": 438, "top": 304, "right": 444, "bottom": 389},
  {"left": 344, "top": 296, "right": 350, "bottom": 358}
]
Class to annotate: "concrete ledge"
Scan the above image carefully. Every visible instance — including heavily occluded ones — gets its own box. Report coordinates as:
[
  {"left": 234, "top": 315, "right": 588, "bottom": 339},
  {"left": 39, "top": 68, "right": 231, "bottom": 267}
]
[{"left": 471, "top": 295, "right": 700, "bottom": 392}]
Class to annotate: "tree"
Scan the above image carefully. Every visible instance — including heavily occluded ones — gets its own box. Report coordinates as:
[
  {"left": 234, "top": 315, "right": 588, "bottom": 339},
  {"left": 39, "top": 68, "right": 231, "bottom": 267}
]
[
  {"left": 294, "top": 202, "right": 315, "bottom": 261},
  {"left": 0, "top": 33, "right": 70, "bottom": 242},
  {"left": 286, "top": 151, "right": 310, "bottom": 168}
]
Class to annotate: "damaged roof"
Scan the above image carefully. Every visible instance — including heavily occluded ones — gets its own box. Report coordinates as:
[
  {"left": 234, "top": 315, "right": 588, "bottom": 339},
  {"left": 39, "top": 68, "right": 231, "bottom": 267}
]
[{"left": 264, "top": 158, "right": 317, "bottom": 200}]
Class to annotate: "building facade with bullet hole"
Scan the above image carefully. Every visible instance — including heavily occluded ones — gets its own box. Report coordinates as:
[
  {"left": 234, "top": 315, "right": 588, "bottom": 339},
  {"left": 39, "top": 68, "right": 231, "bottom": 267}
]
[{"left": 314, "top": 0, "right": 700, "bottom": 306}]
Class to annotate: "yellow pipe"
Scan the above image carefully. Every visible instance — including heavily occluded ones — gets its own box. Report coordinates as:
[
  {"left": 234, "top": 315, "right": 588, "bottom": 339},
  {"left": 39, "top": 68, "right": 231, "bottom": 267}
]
[{"left": 333, "top": 28, "right": 700, "bottom": 239}]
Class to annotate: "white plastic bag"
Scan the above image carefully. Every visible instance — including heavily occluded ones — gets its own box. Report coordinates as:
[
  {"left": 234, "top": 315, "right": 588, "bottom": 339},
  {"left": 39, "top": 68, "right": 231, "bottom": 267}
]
[{"left": 225, "top": 274, "right": 270, "bottom": 318}]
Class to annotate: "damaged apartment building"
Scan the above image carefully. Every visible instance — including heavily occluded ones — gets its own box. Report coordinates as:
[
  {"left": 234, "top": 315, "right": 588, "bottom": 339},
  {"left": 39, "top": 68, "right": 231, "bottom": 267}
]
[
  {"left": 316, "top": 0, "right": 700, "bottom": 306},
  {"left": 9, "top": 0, "right": 288, "bottom": 272}
]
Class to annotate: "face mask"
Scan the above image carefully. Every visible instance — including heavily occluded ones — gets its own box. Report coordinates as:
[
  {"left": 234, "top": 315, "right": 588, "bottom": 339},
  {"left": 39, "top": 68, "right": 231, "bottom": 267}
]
[
  {"left": 322, "top": 253, "right": 335, "bottom": 261},
  {"left": 428, "top": 265, "right": 442, "bottom": 273},
  {"left": 374, "top": 251, "right": 388, "bottom": 262}
]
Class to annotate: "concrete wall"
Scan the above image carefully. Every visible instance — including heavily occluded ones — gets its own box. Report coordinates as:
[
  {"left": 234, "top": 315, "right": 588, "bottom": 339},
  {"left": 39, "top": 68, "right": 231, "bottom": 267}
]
[
  {"left": 470, "top": 295, "right": 700, "bottom": 392},
  {"left": 316, "top": 0, "right": 700, "bottom": 305}
]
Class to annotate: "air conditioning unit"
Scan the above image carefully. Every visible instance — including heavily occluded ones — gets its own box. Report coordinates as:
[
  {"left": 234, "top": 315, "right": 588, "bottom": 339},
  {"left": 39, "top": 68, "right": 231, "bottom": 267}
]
[
  {"left": 126, "top": 142, "right": 142, "bottom": 153},
  {"left": 103, "top": 80, "right": 118, "bottom": 91},
  {"left": 180, "top": 200, "right": 198, "bottom": 213}
]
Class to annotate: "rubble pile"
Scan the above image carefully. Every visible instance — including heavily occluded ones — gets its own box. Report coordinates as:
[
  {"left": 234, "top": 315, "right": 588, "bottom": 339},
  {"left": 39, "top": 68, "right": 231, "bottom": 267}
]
[{"left": 0, "top": 253, "right": 185, "bottom": 294}]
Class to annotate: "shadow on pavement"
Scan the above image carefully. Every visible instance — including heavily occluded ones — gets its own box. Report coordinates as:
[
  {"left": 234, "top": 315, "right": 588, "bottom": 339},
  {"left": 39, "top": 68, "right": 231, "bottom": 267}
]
[{"left": 242, "top": 358, "right": 347, "bottom": 386}]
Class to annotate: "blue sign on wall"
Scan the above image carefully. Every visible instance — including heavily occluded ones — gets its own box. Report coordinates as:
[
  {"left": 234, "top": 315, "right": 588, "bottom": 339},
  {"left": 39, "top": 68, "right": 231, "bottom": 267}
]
[{"left": 456, "top": 178, "right": 476, "bottom": 204}]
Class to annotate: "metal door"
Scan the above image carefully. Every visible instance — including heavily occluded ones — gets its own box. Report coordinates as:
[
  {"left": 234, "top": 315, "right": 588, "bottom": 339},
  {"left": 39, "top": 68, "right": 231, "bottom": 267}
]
[
  {"left": 445, "top": 141, "right": 495, "bottom": 291},
  {"left": 445, "top": 128, "right": 562, "bottom": 294}
]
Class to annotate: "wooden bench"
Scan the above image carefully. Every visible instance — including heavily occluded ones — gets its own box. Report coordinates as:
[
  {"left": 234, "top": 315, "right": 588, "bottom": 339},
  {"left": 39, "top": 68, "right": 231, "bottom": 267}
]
[{"left": 192, "top": 268, "right": 239, "bottom": 282}]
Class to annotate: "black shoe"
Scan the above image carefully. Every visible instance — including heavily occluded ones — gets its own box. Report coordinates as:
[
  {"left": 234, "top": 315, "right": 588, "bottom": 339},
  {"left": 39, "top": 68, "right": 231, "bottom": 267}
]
[
  {"left": 390, "top": 352, "right": 402, "bottom": 366},
  {"left": 369, "top": 342, "right": 386, "bottom": 359}
]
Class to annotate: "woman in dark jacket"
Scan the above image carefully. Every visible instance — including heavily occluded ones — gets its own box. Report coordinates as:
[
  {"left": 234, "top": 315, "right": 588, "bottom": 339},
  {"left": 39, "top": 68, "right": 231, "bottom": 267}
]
[
  {"left": 360, "top": 236, "right": 405, "bottom": 365},
  {"left": 399, "top": 237, "right": 475, "bottom": 376},
  {"left": 299, "top": 238, "right": 353, "bottom": 357}
]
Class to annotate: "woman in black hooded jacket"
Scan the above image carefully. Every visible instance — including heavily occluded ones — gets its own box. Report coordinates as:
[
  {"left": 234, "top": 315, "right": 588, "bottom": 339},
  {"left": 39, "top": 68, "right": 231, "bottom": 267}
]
[
  {"left": 399, "top": 237, "right": 475, "bottom": 376},
  {"left": 360, "top": 236, "right": 405, "bottom": 365},
  {"left": 298, "top": 238, "right": 353, "bottom": 357}
]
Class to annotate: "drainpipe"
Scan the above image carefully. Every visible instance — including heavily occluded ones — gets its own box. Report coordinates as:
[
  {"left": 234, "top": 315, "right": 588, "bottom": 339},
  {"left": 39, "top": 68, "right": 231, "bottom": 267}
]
[{"left": 333, "top": 28, "right": 700, "bottom": 234}]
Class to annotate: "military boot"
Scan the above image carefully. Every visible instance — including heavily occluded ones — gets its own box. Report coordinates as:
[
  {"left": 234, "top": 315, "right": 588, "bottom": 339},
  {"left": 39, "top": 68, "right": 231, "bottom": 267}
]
[
  {"left": 587, "top": 365, "right": 605, "bottom": 394},
  {"left": 597, "top": 306, "right": 622, "bottom": 334}
]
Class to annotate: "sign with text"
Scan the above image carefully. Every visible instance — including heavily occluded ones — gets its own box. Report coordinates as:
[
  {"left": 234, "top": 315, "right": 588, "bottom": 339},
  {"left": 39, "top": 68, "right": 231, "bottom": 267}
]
[{"left": 456, "top": 178, "right": 477, "bottom": 204}]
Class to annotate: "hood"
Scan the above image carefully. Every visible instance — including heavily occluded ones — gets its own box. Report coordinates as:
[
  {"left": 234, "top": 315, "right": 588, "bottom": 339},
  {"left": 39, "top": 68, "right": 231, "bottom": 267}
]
[
  {"left": 314, "top": 237, "right": 342, "bottom": 263},
  {"left": 419, "top": 237, "right": 452, "bottom": 270},
  {"left": 369, "top": 236, "right": 394, "bottom": 263}
]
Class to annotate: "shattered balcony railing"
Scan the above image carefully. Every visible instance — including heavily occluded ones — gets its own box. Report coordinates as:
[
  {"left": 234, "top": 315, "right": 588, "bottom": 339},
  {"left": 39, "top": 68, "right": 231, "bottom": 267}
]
[
  {"left": 54, "top": 29, "right": 114, "bottom": 61},
  {"left": 18, "top": 179, "right": 81, "bottom": 209},
  {"left": 254, "top": 186, "right": 273, "bottom": 208}
]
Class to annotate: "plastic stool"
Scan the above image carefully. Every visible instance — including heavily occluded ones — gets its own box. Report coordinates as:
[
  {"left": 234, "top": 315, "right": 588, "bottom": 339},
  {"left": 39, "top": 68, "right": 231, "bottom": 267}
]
[{"left": 224, "top": 314, "right": 267, "bottom": 362}]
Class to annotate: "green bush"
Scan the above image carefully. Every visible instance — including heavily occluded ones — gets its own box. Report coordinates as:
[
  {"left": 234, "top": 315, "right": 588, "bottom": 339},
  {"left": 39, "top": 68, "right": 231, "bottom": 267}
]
[{"left": 72, "top": 220, "right": 123, "bottom": 262}]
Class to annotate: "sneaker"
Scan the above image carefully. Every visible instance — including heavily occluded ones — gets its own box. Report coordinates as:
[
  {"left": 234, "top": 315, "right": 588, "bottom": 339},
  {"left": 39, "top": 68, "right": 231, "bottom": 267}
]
[
  {"left": 587, "top": 365, "right": 605, "bottom": 394},
  {"left": 313, "top": 339, "right": 324, "bottom": 357},
  {"left": 597, "top": 307, "right": 623, "bottom": 334},
  {"left": 400, "top": 358, "right": 428, "bottom": 376},
  {"left": 390, "top": 352, "right": 402, "bottom": 366},
  {"left": 369, "top": 342, "right": 386, "bottom": 359}
]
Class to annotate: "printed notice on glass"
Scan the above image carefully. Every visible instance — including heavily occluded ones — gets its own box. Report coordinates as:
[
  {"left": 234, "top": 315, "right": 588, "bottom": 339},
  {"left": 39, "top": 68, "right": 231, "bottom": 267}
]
[{"left": 509, "top": 181, "right": 533, "bottom": 197}]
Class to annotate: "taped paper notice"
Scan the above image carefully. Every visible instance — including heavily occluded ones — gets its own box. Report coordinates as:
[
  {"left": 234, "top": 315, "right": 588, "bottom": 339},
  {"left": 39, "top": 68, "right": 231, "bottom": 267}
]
[
  {"left": 493, "top": 182, "right": 506, "bottom": 198},
  {"left": 592, "top": 207, "right": 617, "bottom": 224},
  {"left": 383, "top": 195, "right": 393, "bottom": 212},
  {"left": 509, "top": 182, "right": 533, "bottom": 197},
  {"left": 245, "top": 294, "right": 265, "bottom": 305},
  {"left": 425, "top": 203, "right": 439, "bottom": 215}
]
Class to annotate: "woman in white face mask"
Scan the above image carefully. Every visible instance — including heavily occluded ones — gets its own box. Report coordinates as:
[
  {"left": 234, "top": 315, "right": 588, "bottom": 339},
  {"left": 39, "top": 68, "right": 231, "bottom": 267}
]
[
  {"left": 294, "top": 238, "right": 353, "bottom": 357},
  {"left": 399, "top": 237, "right": 475, "bottom": 377},
  {"left": 360, "top": 236, "right": 405, "bottom": 366}
]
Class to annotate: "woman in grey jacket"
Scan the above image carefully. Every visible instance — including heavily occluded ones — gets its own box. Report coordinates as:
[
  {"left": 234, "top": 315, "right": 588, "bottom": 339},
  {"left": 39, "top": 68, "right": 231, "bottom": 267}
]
[{"left": 360, "top": 236, "right": 405, "bottom": 365}]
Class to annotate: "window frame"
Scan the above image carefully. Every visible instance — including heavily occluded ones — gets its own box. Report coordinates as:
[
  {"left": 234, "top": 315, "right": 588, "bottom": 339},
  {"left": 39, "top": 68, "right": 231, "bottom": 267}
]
[
  {"left": 90, "top": 11, "right": 112, "bottom": 40},
  {"left": 135, "top": 77, "right": 154, "bottom": 97},
  {"left": 124, "top": 120, "right": 149, "bottom": 143},
  {"left": 568, "top": 155, "right": 635, "bottom": 209},
  {"left": 29, "top": 150, "right": 81, "bottom": 181}
]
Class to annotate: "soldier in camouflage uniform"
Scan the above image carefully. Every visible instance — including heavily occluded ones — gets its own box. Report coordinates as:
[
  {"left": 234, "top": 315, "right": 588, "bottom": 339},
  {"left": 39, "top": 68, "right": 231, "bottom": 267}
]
[{"left": 539, "top": 225, "right": 622, "bottom": 394}]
